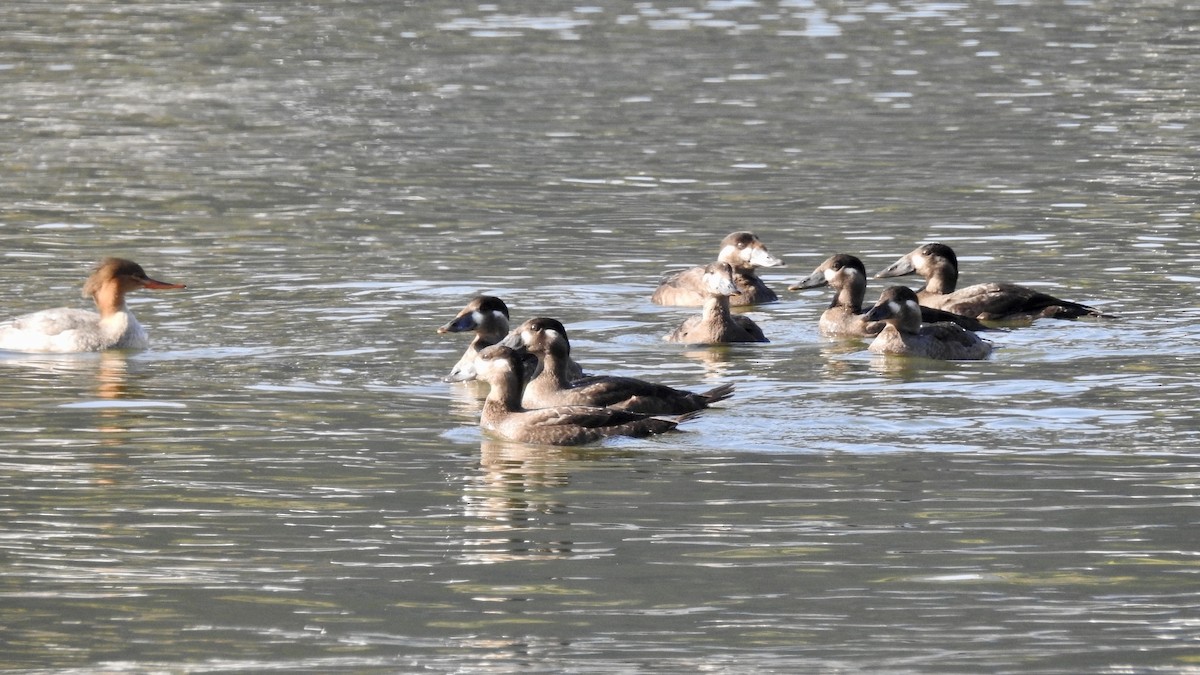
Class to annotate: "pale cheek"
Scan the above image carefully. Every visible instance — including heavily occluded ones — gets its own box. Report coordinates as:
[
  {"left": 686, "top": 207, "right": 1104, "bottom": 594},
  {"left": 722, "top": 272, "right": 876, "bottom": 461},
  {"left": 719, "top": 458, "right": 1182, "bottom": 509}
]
[
  {"left": 905, "top": 299, "right": 921, "bottom": 314},
  {"left": 888, "top": 301, "right": 902, "bottom": 314},
  {"left": 824, "top": 269, "right": 838, "bottom": 283}
]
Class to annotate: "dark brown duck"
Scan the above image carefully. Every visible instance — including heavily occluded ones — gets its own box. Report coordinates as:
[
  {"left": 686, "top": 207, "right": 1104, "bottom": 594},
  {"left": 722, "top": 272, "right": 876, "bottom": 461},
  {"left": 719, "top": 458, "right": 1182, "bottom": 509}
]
[
  {"left": 864, "top": 286, "right": 994, "bottom": 360},
  {"left": 503, "top": 317, "right": 735, "bottom": 415},
  {"left": 874, "top": 243, "right": 1110, "bottom": 321},
  {"left": 474, "top": 345, "right": 697, "bottom": 446}
]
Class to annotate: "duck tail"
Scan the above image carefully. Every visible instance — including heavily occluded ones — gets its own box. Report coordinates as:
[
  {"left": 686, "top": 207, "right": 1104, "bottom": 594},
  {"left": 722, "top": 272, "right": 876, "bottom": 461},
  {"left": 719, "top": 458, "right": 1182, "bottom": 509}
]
[{"left": 699, "top": 382, "right": 736, "bottom": 405}]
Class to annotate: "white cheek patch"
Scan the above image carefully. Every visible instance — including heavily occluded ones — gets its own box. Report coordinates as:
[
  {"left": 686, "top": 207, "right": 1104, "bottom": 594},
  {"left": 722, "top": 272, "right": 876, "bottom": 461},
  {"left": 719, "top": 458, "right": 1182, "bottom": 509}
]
[
  {"left": 824, "top": 268, "right": 838, "bottom": 283},
  {"left": 888, "top": 300, "right": 902, "bottom": 315},
  {"left": 490, "top": 310, "right": 506, "bottom": 323},
  {"left": 545, "top": 329, "right": 561, "bottom": 341},
  {"left": 521, "top": 329, "right": 535, "bottom": 345},
  {"left": 719, "top": 244, "right": 742, "bottom": 262},
  {"left": 905, "top": 299, "right": 921, "bottom": 314},
  {"left": 471, "top": 310, "right": 486, "bottom": 325}
]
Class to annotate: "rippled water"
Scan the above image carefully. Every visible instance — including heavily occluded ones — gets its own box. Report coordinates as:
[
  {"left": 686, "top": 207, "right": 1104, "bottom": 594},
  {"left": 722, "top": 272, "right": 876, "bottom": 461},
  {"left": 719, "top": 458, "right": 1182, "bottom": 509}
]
[{"left": 2, "top": 1, "right": 1199, "bottom": 672}]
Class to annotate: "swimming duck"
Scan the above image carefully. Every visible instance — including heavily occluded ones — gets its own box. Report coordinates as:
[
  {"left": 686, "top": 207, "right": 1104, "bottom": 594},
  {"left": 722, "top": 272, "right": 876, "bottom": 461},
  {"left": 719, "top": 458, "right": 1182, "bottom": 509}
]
[
  {"left": 790, "top": 253, "right": 994, "bottom": 337},
  {"left": 0, "top": 258, "right": 185, "bottom": 353},
  {"left": 864, "top": 286, "right": 993, "bottom": 360},
  {"left": 503, "top": 317, "right": 735, "bottom": 414},
  {"left": 652, "top": 231, "right": 785, "bottom": 306},
  {"left": 438, "top": 296, "right": 585, "bottom": 382},
  {"left": 874, "top": 243, "right": 1108, "bottom": 321},
  {"left": 474, "top": 345, "right": 696, "bottom": 446},
  {"left": 438, "top": 296, "right": 512, "bottom": 382},
  {"left": 665, "top": 262, "right": 768, "bottom": 344}
]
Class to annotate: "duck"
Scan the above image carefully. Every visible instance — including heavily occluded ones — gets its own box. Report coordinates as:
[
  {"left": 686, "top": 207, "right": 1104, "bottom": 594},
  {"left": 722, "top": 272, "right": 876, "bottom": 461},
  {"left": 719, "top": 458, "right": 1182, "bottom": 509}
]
[
  {"left": 0, "top": 258, "right": 185, "bottom": 353},
  {"left": 874, "top": 243, "right": 1109, "bottom": 321},
  {"left": 474, "top": 345, "right": 697, "bottom": 446},
  {"left": 652, "top": 231, "right": 785, "bottom": 306},
  {"left": 438, "top": 296, "right": 585, "bottom": 382},
  {"left": 863, "top": 286, "right": 993, "bottom": 360},
  {"left": 437, "top": 296, "right": 512, "bottom": 382},
  {"left": 790, "top": 253, "right": 994, "bottom": 337},
  {"left": 502, "top": 316, "right": 735, "bottom": 414},
  {"left": 665, "top": 262, "right": 768, "bottom": 344}
]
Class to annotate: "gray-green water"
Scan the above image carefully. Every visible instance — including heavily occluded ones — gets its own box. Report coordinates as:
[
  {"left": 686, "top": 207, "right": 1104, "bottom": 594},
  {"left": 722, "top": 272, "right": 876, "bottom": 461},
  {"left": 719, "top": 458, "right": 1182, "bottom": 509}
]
[{"left": 1, "top": 1, "right": 1198, "bottom": 672}]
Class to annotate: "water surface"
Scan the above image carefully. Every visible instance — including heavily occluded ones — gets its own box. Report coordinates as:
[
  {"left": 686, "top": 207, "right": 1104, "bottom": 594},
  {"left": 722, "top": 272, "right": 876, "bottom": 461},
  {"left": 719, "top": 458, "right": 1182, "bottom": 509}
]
[{"left": 1, "top": 1, "right": 1198, "bottom": 672}]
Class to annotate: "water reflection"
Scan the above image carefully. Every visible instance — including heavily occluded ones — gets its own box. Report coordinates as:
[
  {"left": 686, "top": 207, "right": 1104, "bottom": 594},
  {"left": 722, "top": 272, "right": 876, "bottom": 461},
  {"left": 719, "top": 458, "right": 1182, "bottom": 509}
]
[
  {"left": 458, "top": 439, "right": 575, "bottom": 564},
  {"left": 2, "top": 0, "right": 1198, "bottom": 671}
]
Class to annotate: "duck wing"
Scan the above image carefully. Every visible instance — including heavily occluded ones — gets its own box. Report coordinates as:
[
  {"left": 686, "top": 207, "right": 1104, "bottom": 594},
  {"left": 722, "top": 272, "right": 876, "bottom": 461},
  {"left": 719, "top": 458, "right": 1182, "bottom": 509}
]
[
  {"left": 567, "top": 376, "right": 733, "bottom": 414},
  {"left": 918, "top": 305, "right": 996, "bottom": 331},
  {"left": 734, "top": 272, "right": 778, "bottom": 305},
  {"left": 3, "top": 308, "right": 99, "bottom": 336},
  {"left": 732, "top": 314, "right": 769, "bottom": 342},
  {"left": 521, "top": 404, "right": 653, "bottom": 429},
  {"left": 941, "top": 283, "right": 1105, "bottom": 320},
  {"left": 920, "top": 321, "right": 993, "bottom": 359},
  {"left": 521, "top": 405, "right": 683, "bottom": 439}
]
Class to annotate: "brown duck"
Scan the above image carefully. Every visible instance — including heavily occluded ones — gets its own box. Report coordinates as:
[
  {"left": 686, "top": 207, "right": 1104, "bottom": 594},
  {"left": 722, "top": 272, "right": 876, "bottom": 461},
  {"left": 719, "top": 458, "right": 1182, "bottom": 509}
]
[
  {"left": 502, "top": 317, "right": 735, "bottom": 414},
  {"left": 652, "top": 231, "right": 785, "bottom": 306},
  {"left": 474, "top": 345, "right": 697, "bottom": 446}
]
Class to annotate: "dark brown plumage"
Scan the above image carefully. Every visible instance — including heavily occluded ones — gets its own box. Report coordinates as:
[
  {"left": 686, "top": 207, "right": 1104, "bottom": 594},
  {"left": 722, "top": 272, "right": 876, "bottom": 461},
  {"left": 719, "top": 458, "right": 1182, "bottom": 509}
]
[
  {"left": 864, "top": 286, "right": 993, "bottom": 360},
  {"left": 474, "top": 345, "right": 696, "bottom": 446},
  {"left": 875, "top": 243, "right": 1110, "bottom": 321},
  {"left": 504, "top": 317, "right": 735, "bottom": 414},
  {"left": 791, "top": 253, "right": 993, "bottom": 336}
]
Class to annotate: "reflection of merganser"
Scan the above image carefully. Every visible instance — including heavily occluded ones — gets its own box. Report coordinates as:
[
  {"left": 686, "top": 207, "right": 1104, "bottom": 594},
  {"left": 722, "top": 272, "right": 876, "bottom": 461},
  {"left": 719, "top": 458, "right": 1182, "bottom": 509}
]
[{"left": 0, "top": 258, "right": 185, "bottom": 353}]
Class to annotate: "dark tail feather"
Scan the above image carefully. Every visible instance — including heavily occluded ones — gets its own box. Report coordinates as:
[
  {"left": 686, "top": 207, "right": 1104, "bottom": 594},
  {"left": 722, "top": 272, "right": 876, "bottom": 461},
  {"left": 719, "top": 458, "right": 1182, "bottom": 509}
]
[
  {"left": 1042, "top": 299, "right": 1114, "bottom": 320},
  {"left": 920, "top": 306, "right": 997, "bottom": 332},
  {"left": 670, "top": 410, "right": 705, "bottom": 425},
  {"left": 699, "top": 382, "right": 736, "bottom": 405}
]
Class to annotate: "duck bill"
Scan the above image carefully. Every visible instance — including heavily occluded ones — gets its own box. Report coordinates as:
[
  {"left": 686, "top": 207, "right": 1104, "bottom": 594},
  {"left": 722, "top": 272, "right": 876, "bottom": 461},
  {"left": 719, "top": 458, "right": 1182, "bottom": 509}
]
[
  {"left": 497, "top": 330, "right": 529, "bottom": 351},
  {"left": 874, "top": 255, "right": 917, "bottom": 279},
  {"left": 437, "top": 312, "right": 478, "bottom": 334},
  {"left": 142, "top": 278, "right": 186, "bottom": 290},
  {"left": 747, "top": 247, "right": 784, "bottom": 268},
  {"left": 864, "top": 303, "right": 894, "bottom": 322},
  {"left": 788, "top": 269, "right": 828, "bottom": 291},
  {"left": 716, "top": 278, "right": 741, "bottom": 296}
]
